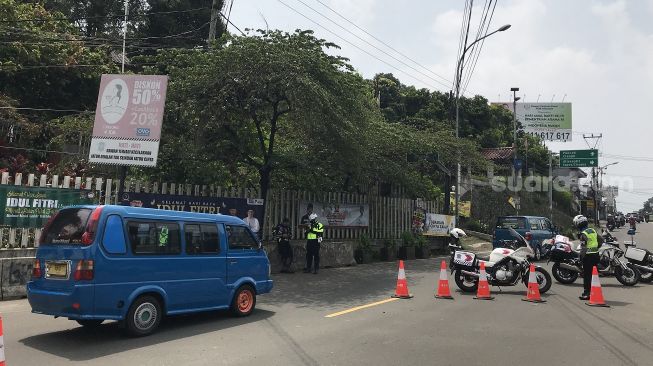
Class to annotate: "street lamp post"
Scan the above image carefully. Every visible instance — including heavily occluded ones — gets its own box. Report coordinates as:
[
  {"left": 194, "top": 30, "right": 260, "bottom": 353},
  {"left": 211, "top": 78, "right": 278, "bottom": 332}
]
[
  {"left": 598, "top": 162, "right": 619, "bottom": 219},
  {"left": 454, "top": 24, "right": 511, "bottom": 226},
  {"left": 511, "top": 87, "right": 520, "bottom": 214}
]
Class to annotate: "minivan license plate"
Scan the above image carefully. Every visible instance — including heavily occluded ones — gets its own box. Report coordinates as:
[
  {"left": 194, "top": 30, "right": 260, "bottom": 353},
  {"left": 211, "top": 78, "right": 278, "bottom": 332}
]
[{"left": 45, "top": 261, "right": 69, "bottom": 279}]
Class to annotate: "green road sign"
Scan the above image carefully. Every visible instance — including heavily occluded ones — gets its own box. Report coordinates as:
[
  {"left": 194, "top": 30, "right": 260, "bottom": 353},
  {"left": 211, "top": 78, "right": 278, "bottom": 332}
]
[{"left": 559, "top": 149, "right": 598, "bottom": 167}]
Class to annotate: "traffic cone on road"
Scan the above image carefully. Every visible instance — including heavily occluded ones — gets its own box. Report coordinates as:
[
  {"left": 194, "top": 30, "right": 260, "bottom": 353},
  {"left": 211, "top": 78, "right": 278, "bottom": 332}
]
[
  {"left": 586, "top": 266, "right": 610, "bottom": 307},
  {"left": 0, "top": 316, "right": 5, "bottom": 366},
  {"left": 435, "top": 260, "right": 454, "bottom": 299},
  {"left": 474, "top": 262, "right": 494, "bottom": 300},
  {"left": 522, "top": 264, "right": 546, "bottom": 303},
  {"left": 391, "top": 260, "right": 413, "bottom": 299}
]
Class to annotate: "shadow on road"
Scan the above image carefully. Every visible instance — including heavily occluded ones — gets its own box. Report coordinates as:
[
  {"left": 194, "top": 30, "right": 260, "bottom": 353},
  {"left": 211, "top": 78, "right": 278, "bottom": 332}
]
[
  {"left": 262, "top": 258, "right": 442, "bottom": 311},
  {"left": 19, "top": 309, "right": 275, "bottom": 362}
]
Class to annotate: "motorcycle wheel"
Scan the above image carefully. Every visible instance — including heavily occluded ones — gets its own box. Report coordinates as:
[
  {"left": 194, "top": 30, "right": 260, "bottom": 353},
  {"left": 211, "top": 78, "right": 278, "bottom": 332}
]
[
  {"left": 551, "top": 262, "right": 579, "bottom": 284},
  {"left": 454, "top": 269, "right": 478, "bottom": 293},
  {"left": 639, "top": 271, "right": 653, "bottom": 283},
  {"left": 531, "top": 267, "right": 552, "bottom": 294},
  {"left": 615, "top": 263, "right": 640, "bottom": 286}
]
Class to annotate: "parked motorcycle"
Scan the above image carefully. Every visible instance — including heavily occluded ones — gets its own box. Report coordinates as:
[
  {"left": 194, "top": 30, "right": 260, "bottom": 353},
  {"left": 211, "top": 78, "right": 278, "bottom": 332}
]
[
  {"left": 549, "top": 230, "right": 640, "bottom": 286},
  {"left": 449, "top": 227, "right": 552, "bottom": 294},
  {"left": 623, "top": 229, "right": 653, "bottom": 283}
]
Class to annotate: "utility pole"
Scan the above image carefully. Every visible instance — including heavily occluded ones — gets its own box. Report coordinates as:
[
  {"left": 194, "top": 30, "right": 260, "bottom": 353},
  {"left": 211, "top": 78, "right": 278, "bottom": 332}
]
[
  {"left": 117, "top": 0, "right": 129, "bottom": 204},
  {"left": 549, "top": 150, "right": 553, "bottom": 222},
  {"left": 208, "top": 0, "right": 221, "bottom": 44}
]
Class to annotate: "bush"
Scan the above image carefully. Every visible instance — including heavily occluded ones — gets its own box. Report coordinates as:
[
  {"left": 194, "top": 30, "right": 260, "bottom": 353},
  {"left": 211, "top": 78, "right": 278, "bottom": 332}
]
[
  {"left": 358, "top": 233, "right": 372, "bottom": 253},
  {"left": 401, "top": 231, "right": 415, "bottom": 247}
]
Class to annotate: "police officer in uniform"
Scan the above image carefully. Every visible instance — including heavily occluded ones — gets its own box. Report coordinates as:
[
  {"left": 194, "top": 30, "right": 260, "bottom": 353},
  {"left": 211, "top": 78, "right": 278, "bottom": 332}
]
[
  {"left": 304, "top": 213, "right": 324, "bottom": 274},
  {"left": 273, "top": 218, "right": 293, "bottom": 273},
  {"left": 574, "top": 215, "right": 603, "bottom": 300}
]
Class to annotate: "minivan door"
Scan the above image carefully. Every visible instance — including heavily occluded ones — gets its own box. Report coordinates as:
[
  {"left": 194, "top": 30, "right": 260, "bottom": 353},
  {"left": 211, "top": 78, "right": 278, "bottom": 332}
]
[{"left": 225, "top": 225, "right": 266, "bottom": 287}]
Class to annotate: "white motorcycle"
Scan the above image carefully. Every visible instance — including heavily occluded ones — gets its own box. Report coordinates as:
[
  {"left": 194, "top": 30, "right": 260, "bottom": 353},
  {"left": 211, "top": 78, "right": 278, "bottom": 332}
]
[{"left": 448, "top": 228, "right": 552, "bottom": 294}]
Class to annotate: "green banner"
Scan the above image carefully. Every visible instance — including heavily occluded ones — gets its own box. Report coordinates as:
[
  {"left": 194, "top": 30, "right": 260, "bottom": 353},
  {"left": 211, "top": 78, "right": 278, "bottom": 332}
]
[{"left": 0, "top": 186, "right": 94, "bottom": 228}]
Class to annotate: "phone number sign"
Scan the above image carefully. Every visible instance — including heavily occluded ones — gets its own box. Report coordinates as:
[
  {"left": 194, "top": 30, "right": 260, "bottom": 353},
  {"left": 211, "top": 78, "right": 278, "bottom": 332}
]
[{"left": 89, "top": 74, "right": 168, "bottom": 167}]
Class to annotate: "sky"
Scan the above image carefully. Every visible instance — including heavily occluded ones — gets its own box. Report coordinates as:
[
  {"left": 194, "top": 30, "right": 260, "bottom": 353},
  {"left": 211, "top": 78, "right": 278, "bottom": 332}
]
[{"left": 228, "top": 0, "right": 653, "bottom": 213}]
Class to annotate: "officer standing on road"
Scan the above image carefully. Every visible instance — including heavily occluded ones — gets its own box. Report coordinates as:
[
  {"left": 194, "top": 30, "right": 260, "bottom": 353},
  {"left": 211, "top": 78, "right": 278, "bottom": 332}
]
[
  {"left": 304, "top": 213, "right": 324, "bottom": 274},
  {"left": 273, "top": 218, "right": 294, "bottom": 273},
  {"left": 574, "top": 215, "right": 603, "bottom": 300}
]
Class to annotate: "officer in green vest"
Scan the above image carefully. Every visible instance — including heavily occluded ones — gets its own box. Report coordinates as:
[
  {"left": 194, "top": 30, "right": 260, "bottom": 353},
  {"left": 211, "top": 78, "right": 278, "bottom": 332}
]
[
  {"left": 573, "top": 215, "right": 603, "bottom": 300},
  {"left": 304, "top": 213, "right": 324, "bottom": 274}
]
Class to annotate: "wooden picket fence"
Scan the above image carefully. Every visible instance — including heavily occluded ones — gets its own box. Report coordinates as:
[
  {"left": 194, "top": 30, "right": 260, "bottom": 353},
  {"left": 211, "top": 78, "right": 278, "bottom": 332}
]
[{"left": 0, "top": 172, "right": 441, "bottom": 249}]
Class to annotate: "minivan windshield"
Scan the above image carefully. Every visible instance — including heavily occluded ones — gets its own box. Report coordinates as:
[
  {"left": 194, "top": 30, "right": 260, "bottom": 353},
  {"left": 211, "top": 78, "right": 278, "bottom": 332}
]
[
  {"left": 496, "top": 217, "right": 527, "bottom": 229},
  {"left": 41, "top": 208, "right": 92, "bottom": 244}
]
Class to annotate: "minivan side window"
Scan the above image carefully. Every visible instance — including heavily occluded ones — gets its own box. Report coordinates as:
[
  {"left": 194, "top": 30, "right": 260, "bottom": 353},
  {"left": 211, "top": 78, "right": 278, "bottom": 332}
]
[
  {"left": 530, "top": 220, "right": 541, "bottom": 230},
  {"left": 128, "top": 221, "right": 181, "bottom": 255},
  {"left": 185, "top": 223, "right": 220, "bottom": 254},
  {"left": 102, "top": 215, "right": 127, "bottom": 254},
  {"left": 226, "top": 225, "right": 258, "bottom": 250}
]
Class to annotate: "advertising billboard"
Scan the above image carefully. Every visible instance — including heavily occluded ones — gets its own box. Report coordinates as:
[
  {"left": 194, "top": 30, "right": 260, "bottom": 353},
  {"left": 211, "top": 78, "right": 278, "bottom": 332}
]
[
  {"left": 423, "top": 213, "right": 455, "bottom": 237},
  {"left": 493, "top": 102, "right": 572, "bottom": 141},
  {"left": 89, "top": 74, "right": 169, "bottom": 167}
]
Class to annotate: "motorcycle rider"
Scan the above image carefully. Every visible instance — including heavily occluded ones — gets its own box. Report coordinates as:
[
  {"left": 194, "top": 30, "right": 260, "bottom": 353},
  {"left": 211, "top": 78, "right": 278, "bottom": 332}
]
[
  {"left": 606, "top": 214, "right": 615, "bottom": 230},
  {"left": 574, "top": 215, "right": 604, "bottom": 300}
]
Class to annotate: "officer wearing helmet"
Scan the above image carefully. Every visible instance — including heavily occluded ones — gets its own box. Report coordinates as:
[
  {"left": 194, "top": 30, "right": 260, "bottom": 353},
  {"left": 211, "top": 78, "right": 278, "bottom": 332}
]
[
  {"left": 304, "top": 213, "right": 324, "bottom": 274},
  {"left": 573, "top": 215, "right": 603, "bottom": 300}
]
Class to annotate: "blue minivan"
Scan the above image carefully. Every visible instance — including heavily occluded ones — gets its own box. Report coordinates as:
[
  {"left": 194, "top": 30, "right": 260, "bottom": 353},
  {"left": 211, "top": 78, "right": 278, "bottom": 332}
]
[
  {"left": 28, "top": 205, "right": 273, "bottom": 336},
  {"left": 492, "top": 215, "right": 556, "bottom": 260}
]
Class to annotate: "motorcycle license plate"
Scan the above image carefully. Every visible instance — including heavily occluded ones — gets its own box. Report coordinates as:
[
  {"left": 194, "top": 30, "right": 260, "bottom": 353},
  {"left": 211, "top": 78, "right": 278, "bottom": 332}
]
[{"left": 453, "top": 251, "right": 475, "bottom": 266}]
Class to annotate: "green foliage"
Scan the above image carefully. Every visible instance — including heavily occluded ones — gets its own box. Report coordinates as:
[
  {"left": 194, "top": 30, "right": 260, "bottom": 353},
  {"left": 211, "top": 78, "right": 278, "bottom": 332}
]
[
  {"left": 400, "top": 230, "right": 415, "bottom": 247},
  {"left": 383, "top": 238, "right": 397, "bottom": 250},
  {"left": 414, "top": 233, "right": 427, "bottom": 249},
  {"left": 357, "top": 233, "right": 372, "bottom": 253}
]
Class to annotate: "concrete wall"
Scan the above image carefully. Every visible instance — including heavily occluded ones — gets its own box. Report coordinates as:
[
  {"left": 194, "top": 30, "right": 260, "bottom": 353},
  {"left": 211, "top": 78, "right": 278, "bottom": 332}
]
[
  {"left": 0, "top": 249, "right": 36, "bottom": 300},
  {"left": 264, "top": 240, "right": 357, "bottom": 273}
]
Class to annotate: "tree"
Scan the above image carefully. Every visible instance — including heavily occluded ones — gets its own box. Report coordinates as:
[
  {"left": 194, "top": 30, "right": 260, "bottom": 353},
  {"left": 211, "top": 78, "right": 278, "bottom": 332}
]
[{"left": 146, "top": 30, "right": 378, "bottom": 204}]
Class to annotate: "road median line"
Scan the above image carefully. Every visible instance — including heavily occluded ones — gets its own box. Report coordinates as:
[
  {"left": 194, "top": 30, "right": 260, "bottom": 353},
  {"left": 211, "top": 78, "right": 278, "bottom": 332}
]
[{"left": 324, "top": 298, "right": 399, "bottom": 318}]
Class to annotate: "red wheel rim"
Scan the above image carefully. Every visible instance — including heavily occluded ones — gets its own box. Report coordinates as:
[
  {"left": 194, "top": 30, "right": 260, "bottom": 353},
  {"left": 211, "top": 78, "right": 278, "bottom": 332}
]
[{"left": 237, "top": 290, "right": 254, "bottom": 313}]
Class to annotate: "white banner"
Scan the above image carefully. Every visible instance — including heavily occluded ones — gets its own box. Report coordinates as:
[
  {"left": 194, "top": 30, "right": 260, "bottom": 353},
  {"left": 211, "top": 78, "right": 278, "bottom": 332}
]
[
  {"left": 424, "top": 213, "right": 455, "bottom": 237},
  {"left": 89, "top": 138, "right": 160, "bottom": 166},
  {"left": 299, "top": 201, "right": 369, "bottom": 227}
]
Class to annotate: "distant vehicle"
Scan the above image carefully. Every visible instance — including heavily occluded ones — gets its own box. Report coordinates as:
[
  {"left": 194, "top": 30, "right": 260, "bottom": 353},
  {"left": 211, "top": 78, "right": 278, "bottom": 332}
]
[
  {"left": 492, "top": 216, "right": 556, "bottom": 260},
  {"left": 28, "top": 205, "right": 273, "bottom": 336}
]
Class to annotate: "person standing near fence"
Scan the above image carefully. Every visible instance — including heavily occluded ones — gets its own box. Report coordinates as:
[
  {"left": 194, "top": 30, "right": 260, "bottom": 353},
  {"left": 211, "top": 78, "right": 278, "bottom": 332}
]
[
  {"left": 244, "top": 209, "right": 260, "bottom": 238},
  {"left": 273, "top": 218, "right": 293, "bottom": 273},
  {"left": 304, "top": 213, "right": 324, "bottom": 274}
]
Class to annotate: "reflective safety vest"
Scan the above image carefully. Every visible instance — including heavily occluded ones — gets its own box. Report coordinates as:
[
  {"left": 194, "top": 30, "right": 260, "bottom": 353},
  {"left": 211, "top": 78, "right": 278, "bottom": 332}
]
[
  {"left": 582, "top": 228, "right": 599, "bottom": 254},
  {"left": 307, "top": 222, "right": 324, "bottom": 240}
]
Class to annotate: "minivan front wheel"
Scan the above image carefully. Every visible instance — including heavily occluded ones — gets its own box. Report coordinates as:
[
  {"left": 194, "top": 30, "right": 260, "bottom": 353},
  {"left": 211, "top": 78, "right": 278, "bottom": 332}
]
[
  {"left": 231, "top": 285, "right": 256, "bottom": 317},
  {"left": 125, "top": 295, "right": 162, "bottom": 337}
]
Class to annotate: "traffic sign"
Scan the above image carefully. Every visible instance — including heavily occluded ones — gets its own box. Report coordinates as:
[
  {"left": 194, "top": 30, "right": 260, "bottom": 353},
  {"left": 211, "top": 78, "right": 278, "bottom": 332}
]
[{"left": 559, "top": 149, "right": 598, "bottom": 167}]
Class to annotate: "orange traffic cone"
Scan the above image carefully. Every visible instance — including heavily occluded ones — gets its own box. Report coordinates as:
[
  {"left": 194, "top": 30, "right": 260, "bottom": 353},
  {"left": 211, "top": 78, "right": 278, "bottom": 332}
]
[
  {"left": 0, "top": 316, "right": 5, "bottom": 366},
  {"left": 391, "top": 260, "right": 413, "bottom": 299},
  {"left": 474, "top": 261, "right": 494, "bottom": 300},
  {"left": 435, "top": 260, "right": 454, "bottom": 299},
  {"left": 522, "top": 264, "right": 546, "bottom": 303},
  {"left": 586, "top": 266, "right": 609, "bottom": 307}
]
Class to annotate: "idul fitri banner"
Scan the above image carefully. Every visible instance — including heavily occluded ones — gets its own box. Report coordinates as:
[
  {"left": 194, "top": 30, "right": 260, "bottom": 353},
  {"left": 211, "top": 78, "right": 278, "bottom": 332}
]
[
  {"left": 423, "top": 213, "right": 455, "bottom": 237},
  {"left": 492, "top": 102, "right": 572, "bottom": 142},
  {"left": 299, "top": 201, "right": 369, "bottom": 227},
  {"left": 89, "top": 74, "right": 168, "bottom": 167},
  {"left": 0, "top": 186, "right": 94, "bottom": 228}
]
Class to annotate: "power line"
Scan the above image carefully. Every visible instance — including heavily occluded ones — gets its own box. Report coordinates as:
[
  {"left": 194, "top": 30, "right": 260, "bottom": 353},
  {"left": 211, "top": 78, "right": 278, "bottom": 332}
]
[
  {"left": 0, "top": 7, "right": 211, "bottom": 23},
  {"left": 0, "top": 145, "right": 84, "bottom": 156},
  {"left": 312, "top": 0, "right": 455, "bottom": 90},
  {"left": 275, "top": 0, "right": 446, "bottom": 91},
  {"left": 0, "top": 107, "right": 93, "bottom": 113},
  {"left": 293, "top": 0, "right": 451, "bottom": 90}
]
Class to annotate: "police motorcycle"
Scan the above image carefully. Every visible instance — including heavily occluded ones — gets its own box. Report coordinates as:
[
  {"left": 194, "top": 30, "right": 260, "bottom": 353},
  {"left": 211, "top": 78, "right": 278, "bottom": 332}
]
[
  {"left": 606, "top": 214, "right": 616, "bottom": 231},
  {"left": 548, "top": 229, "right": 640, "bottom": 286},
  {"left": 448, "top": 227, "right": 552, "bottom": 294},
  {"left": 622, "top": 228, "right": 653, "bottom": 283}
]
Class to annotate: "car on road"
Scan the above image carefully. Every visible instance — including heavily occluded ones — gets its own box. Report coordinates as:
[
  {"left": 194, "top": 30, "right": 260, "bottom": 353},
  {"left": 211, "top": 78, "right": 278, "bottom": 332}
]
[
  {"left": 28, "top": 205, "right": 273, "bottom": 336},
  {"left": 492, "top": 215, "right": 556, "bottom": 260}
]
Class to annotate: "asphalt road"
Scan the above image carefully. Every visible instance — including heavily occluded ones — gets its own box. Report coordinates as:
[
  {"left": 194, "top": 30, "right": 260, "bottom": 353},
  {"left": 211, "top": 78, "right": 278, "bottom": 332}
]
[{"left": 3, "top": 223, "right": 653, "bottom": 366}]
